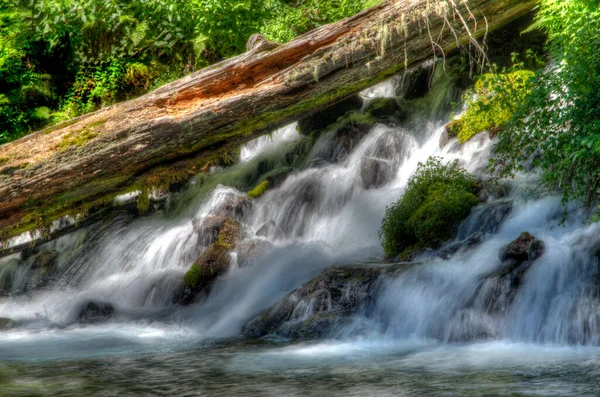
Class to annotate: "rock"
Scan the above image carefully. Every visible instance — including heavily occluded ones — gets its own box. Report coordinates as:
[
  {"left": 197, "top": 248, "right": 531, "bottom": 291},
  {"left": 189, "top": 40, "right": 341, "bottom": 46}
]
[
  {"left": 439, "top": 129, "right": 449, "bottom": 149},
  {"left": 365, "top": 97, "right": 407, "bottom": 123},
  {"left": 0, "top": 317, "right": 15, "bottom": 330},
  {"left": 499, "top": 232, "right": 545, "bottom": 263},
  {"left": 438, "top": 232, "right": 485, "bottom": 260},
  {"left": 478, "top": 180, "right": 512, "bottom": 202},
  {"left": 311, "top": 122, "right": 371, "bottom": 164},
  {"left": 360, "top": 157, "right": 393, "bottom": 189},
  {"left": 297, "top": 96, "right": 363, "bottom": 136},
  {"left": 243, "top": 264, "right": 409, "bottom": 339},
  {"left": 177, "top": 218, "right": 242, "bottom": 305},
  {"left": 457, "top": 200, "right": 513, "bottom": 240},
  {"left": 20, "top": 246, "right": 39, "bottom": 261},
  {"left": 31, "top": 250, "right": 58, "bottom": 269},
  {"left": 474, "top": 232, "right": 545, "bottom": 315},
  {"left": 256, "top": 220, "right": 284, "bottom": 239},
  {"left": 76, "top": 301, "right": 114, "bottom": 324},
  {"left": 192, "top": 193, "right": 250, "bottom": 245},
  {"left": 397, "top": 65, "right": 431, "bottom": 100},
  {"left": 193, "top": 216, "right": 222, "bottom": 246}
]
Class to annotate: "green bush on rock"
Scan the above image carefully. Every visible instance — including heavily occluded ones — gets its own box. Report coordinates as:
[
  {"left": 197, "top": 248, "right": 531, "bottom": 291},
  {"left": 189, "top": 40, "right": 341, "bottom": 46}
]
[{"left": 379, "top": 157, "right": 478, "bottom": 259}]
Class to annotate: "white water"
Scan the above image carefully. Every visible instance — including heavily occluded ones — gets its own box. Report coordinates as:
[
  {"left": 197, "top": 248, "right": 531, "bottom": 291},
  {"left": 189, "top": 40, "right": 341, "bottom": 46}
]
[{"left": 1, "top": 77, "right": 600, "bottom": 375}]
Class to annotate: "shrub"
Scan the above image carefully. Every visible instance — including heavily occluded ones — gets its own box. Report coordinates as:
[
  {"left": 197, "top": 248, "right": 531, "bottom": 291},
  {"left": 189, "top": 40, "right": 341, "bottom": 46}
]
[
  {"left": 379, "top": 157, "right": 478, "bottom": 258},
  {"left": 492, "top": 0, "right": 600, "bottom": 212}
]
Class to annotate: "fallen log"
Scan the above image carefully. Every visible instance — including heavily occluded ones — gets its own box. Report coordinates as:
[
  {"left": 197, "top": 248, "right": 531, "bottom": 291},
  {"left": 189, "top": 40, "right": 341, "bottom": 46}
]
[{"left": 0, "top": 0, "right": 536, "bottom": 241}]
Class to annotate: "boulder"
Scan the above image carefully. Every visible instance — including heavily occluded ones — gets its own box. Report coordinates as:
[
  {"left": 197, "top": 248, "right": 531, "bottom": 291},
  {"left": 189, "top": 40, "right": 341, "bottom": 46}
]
[
  {"left": 176, "top": 218, "right": 242, "bottom": 305},
  {"left": 365, "top": 97, "right": 407, "bottom": 123},
  {"left": 191, "top": 193, "right": 249, "bottom": 245},
  {"left": 499, "top": 232, "right": 545, "bottom": 263},
  {"left": 475, "top": 232, "right": 545, "bottom": 315},
  {"left": 360, "top": 157, "right": 393, "bottom": 189},
  {"left": 297, "top": 95, "right": 363, "bottom": 136},
  {"left": 76, "top": 301, "right": 114, "bottom": 324},
  {"left": 243, "top": 264, "right": 409, "bottom": 339}
]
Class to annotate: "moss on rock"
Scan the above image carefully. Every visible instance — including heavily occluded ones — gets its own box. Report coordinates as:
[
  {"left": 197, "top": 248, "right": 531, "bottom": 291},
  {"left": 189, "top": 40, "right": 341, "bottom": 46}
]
[{"left": 247, "top": 180, "right": 269, "bottom": 199}]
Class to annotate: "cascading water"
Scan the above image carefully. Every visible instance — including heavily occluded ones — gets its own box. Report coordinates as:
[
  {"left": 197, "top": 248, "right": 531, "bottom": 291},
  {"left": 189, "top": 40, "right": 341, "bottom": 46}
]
[{"left": 1, "top": 74, "right": 600, "bottom": 396}]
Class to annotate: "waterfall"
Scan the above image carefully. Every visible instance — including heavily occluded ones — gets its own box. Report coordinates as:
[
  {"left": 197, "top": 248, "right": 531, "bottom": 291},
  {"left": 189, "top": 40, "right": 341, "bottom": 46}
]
[{"left": 2, "top": 74, "right": 600, "bottom": 364}]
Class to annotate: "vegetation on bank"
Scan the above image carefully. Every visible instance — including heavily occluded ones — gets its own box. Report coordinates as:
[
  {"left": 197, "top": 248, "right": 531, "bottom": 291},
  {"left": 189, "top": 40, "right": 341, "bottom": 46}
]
[
  {"left": 449, "top": 0, "right": 600, "bottom": 215},
  {"left": 379, "top": 157, "right": 478, "bottom": 259},
  {"left": 0, "top": 0, "right": 381, "bottom": 145},
  {"left": 447, "top": 68, "right": 534, "bottom": 143}
]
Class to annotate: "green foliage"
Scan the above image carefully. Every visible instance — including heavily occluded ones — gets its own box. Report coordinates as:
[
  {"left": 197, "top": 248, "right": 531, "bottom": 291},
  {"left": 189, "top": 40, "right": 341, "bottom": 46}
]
[
  {"left": 448, "top": 66, "right": 534, "bottom": 143},
  {"left": 247, "top": 180, "right": 269, "bottom": 199},
  {"left": 0, "top": 0, "right": 380, "bottom": 144},
  {"left": 379, "top": 157, "right": 478, "bottom": 258},
  {"left": 492, "top": 0, "right": 600, "bottom": 210},
  {"left": 262, "top": 0, "right": 381, "bottom": 43}
]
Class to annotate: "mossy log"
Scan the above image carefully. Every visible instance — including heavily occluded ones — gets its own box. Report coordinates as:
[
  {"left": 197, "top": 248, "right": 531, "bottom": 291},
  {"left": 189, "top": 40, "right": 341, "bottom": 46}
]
[{"left": 0, "top": 0, "right": 536, "bottom": 241}]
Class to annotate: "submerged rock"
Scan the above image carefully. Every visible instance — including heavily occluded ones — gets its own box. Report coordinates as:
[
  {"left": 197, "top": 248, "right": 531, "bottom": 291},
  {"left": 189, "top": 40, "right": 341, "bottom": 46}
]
[
  {"left": 243, "top": 264, "right": 408, "bottom": 339},
  {"left": 77, "top": 301, "right": 114, "bottom": 324}
]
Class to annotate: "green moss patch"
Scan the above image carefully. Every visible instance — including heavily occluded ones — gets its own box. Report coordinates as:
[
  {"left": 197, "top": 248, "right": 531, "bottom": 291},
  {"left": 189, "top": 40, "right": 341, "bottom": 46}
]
[
  {"left": 247, "top": 180, "right": 269, "bottom": 199},
  {"left": 448, "top": 70, "right": 534, "bottom": 143}
]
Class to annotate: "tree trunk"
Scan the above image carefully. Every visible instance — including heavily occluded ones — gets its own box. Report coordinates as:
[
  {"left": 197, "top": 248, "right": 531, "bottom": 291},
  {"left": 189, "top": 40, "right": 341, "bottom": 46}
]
[{"left": 0, "top": 0, "right": 536, "bottom": 241}]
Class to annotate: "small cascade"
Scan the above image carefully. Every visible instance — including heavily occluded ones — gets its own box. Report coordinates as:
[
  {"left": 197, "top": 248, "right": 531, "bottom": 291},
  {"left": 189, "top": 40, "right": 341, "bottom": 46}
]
[{"left": 2, "top": 67, "right": 600, "bottom": 365}]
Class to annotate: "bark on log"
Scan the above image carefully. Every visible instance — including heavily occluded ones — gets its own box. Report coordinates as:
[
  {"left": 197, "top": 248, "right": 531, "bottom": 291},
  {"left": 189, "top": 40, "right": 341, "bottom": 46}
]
[{"left": 0, "top": 0, "right": 536, "bottom": 240}]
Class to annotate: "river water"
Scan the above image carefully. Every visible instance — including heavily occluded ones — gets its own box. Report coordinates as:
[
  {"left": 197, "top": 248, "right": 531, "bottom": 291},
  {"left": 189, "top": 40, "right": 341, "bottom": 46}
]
[{"left": 1, "top": 76, "right": 600, "bottom": 396}]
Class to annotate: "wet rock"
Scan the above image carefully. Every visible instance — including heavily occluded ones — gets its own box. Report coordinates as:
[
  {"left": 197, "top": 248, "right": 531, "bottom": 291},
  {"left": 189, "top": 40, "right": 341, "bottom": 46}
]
[
  {"left": 439, "top": 129, "right": 449, "bottom": 149},
  {"left": 297, "top": 95, "right": 363, "bottom": 136},
  {"left": 0, "top": 317, "right": 15, "bottom": 330},
  {"left": 478, "top": 180, "right": 512, "bottom": 202},
  {"left": 192, "top": 193, "right": 250, "bottom": 245},
  {"left": 256, "top": 220, "right": 284, "bottom": 239},
  {"left": 438, "top": 232, "right": 485, "bottom": 260},
  {"left": 476, "top": 232, "right": 545, "bottom": 315},
  {"left": 176, "top": 218, "right": 242, "bottom": 305},
  {"left": 243, "top": 264, "right": 408, "bottom": 339},
  {"left": 32, "top": 250, "right": 58, "bottom": 269},
  {"left": 457, "top": 200, "right": 513, "bottom": 240},
  {"left": 443, "top": 309, "right": 498, "bottom": 342},
  {"left": 365, "top": 97, "right": 407, "bottom": 123},
  {"left": 360, "top": 157, "right": 393, "bottom": 189},
  {"left": 77, "top": 301, "right": 114, "bottom": 324},
  {"left": 193, "top": 216, "right": 222, "bottom": 246},
  {"left": 499, "top": 232, "right": 545, "bottom": 263},
  {"left": 23, "top": 250, "right": 60, "bottom": 292},
  {"left": 20, "top": 246, "right": 39, "bottom": 261},
  {"left": 311, "top": 123, "right": 371, "bottom": 164}
]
